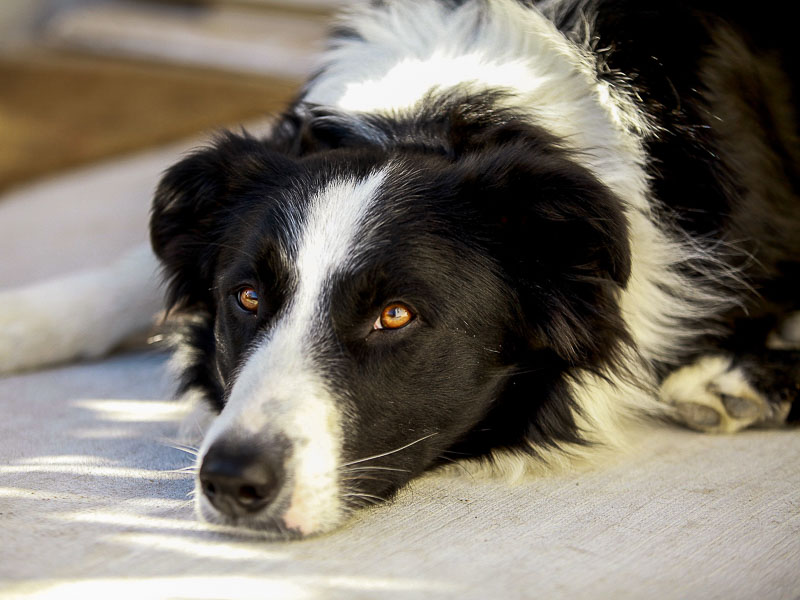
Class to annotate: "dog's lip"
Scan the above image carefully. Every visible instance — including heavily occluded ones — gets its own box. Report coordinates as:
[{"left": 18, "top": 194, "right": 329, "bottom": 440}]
[{"left": 196, "top": 491, "right": 307, "bottom": 539}]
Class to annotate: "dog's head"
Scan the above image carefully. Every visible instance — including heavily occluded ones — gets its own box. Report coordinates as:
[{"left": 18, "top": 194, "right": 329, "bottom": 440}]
[{"left": 150, "top": 109, "right": 630, "bottom": 538}]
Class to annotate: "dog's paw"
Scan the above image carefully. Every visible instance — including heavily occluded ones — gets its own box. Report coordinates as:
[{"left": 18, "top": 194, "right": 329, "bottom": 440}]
[
  {"left": 0, "top": 285, "right": 61, "bottom": 373},
  {"left": 659, "top": 355, "right": 790, "bottom": 433},
  {"left": 0, "top": 246, "right": 163, "bottom": 374},
  {"left": 0, "top": 274, "right": 151, "bottom": 374},
  {"left": 0, "top": 278, "right": 100, "bottom": 373}
]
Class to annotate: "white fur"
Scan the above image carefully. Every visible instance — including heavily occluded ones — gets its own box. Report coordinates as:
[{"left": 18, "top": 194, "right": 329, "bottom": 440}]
[
  {"left": 197, "top": 171, "right": 387, "bottom": 535},
  {"left": 660, "top": 355, "right": 791, "bottom": 433},
  {"left": 0, "top": 244, "right": 162, "bottom": 373},
  {"left": 308, "top": 0, "right": 651, "bottom": 209}
]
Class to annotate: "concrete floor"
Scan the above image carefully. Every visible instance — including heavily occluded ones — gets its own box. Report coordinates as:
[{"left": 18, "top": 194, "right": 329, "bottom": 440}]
[{"left": 0, "top": 3, "right": 798, "bottom": 597}]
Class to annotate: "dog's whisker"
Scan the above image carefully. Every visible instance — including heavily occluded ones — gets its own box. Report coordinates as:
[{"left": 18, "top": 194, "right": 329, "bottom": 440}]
[
  {"left": 342, "top": 432, "right": 438, "bottom": 467},
  {"left": 165, "top": 466, "right": 199, "bottom": 474},
  {"left": 341, "top": 475, "right": 394, "bottom": 484},
  {"left": 342, "top": 492, "right": 386, "bottom": 502},
  {"left": 441, "top": 449, "right": 472, "bottom": 456},
  {"left": 159, "top": 440, "right": 201, "bottom": 457},
  {"left": 339, "top": 465, "right": 410, "bottom": 473},
  {"left": 436, "top": 453, "right": 476, "bottom": 481}
]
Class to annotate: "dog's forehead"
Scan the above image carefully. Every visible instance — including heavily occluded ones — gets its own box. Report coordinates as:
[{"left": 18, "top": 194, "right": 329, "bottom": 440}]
[
  {"left": 262, "top": 167, "right": 392, "bottom": 316},
  {"left": 293, "top": 170, "right": 387, "bottom": 268},
  {"left": 205, "top": 170, "right": 394, "bottom": 464},
  {"left": 225, "top": 166, "right": 389, "bottom": 268},
  {"left": 242, "top": 163, "right": 478, "bottom": 297},
  {"left": 225, "top": 160, "right": 465, "bottom": 301}
]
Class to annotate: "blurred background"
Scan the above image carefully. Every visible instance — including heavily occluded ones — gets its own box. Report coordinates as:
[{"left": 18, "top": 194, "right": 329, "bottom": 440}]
[{"left": 0, "top": 0, "right": 348, "bottom": 193}]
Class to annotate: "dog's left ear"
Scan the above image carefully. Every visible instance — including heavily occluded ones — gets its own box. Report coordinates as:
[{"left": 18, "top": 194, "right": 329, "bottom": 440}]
[
  {"left": 456, "top": 138, "right": 632, "bottom": 366},
  {"left": 150, "top": 132, "right": 297, "bottom": 309}
]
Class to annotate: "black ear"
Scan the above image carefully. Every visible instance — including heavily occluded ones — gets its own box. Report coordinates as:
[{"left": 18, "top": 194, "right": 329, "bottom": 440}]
[
  {"left": 293, "top": 107, "right": 387, "bottom": 154},
  {"left": 150, "top": 132, "right": 297, "bottom": 309},
  {"left": 458, "top": 139, "right": 632, "bottom": 367}
]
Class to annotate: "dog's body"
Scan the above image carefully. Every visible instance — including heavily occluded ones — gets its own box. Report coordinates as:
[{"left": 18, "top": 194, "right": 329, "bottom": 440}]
[{"left": 1, "top": 0, "right": 799, "bottom": 538}]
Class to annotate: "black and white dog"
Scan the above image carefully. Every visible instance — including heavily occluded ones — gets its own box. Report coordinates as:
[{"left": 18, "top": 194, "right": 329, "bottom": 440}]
[{"left": 1, "top": 0, "right": 799, "bottom": 538}]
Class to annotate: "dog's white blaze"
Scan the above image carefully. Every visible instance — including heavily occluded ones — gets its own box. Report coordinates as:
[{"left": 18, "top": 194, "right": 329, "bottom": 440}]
[
  {"left": 198, "top": 171, "right": 387, "bottom": 535},
  {"left": 290, "top": 172, "right": 387, "bottom": 331}
]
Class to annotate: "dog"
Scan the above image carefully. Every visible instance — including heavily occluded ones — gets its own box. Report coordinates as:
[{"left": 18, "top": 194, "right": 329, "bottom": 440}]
[{"left": 1, "top": 0, "right": 798, "bottom": 538}]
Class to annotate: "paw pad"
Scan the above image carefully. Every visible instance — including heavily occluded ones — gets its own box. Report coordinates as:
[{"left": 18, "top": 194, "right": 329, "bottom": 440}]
[
  {"left": 675, "top": 402, "right": 722, "bottom": 428},
  {"left": 715, "top": 391, "right": 762, "bottom": 420},
  {"left": 660, "top": 356, "right": 770, "bottom": 433}
]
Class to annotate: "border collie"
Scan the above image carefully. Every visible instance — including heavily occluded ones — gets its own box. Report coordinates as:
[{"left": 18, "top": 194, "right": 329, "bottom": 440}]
[{"left": 1, "top": 0, "right": 798, "bottom": 538}]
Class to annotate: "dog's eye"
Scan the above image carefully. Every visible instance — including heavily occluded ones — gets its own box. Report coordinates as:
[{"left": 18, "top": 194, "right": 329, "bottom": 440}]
[
  {"left": 236, "top": 287, "right": 259, "bottom": 313},
  {"left": 374, "top": 303, "right": 414, "bottom": 330}
]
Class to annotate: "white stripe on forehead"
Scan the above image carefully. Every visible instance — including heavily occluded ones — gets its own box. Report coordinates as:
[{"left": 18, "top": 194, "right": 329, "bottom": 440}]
[
  {"left": 290, "top": 169, "right": 388, "bottom": 329},
  {"left": 208, "top": 168, "right": 389, "bottom": 431}
]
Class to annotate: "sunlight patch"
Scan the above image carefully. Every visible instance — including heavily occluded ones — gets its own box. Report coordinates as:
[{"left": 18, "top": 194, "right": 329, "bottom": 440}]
[
  {"left": 73, "top": 398, "right": 190, "bottom": 423},
  {"left": 7, "top": 576, "right": 312, "bottom": 600},
  {"left": 16, "top": 454, "right": 106, "bottom": 465},
  {"left": 116, "top": 533, "right": 288, "bottom": 560},
  {"left": 9, "top": 574, "right": 459, "bottom": 599},
  {"left": 0, "top": 464, "right": 189, "bottom": 479}
]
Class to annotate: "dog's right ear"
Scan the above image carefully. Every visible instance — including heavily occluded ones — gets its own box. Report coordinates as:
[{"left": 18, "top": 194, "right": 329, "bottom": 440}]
[{"left": 150, "top": 132, "right": 296, "bottom": 309}]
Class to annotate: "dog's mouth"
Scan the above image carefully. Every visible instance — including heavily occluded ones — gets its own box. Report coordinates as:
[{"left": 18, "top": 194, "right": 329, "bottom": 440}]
[
  {"left": 192, "top": 432, "right": 438, "bottom": 538},
  {"left": 194, "top": 477, "right": 387, "bottom": 539}
]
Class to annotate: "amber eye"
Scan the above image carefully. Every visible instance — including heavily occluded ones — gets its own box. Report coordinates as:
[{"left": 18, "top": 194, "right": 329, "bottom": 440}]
[
  {"left": 374, "top": 303, "right": 414, "bottom": 330},
  {"left": 236, "top": 287, "right": 259, "bottom": 313}
]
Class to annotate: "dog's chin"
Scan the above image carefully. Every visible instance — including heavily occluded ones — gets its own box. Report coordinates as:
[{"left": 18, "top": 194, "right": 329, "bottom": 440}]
[
  {"left": 193, "top": 481, "right": 346, "bottom": 540},
  {"left": 194, "top": 495, "right": 303, "bottom": 540}
]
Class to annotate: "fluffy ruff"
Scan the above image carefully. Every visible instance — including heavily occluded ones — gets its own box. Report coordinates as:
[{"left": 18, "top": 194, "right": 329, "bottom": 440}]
[{"left": 147, "top": 0, "right": 800, "bottom": 537}]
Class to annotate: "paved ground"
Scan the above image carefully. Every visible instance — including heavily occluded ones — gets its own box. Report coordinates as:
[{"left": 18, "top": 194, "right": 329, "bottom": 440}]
[{"left": 0, "top": 144, "right": 798, "bottom": 599}]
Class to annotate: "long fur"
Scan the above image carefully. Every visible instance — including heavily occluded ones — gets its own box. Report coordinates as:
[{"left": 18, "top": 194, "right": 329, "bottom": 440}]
[
  {"left": 144, "top": 0, "right": 800, "bottom": 537},
  {"left": 1, "top": 0, "right": 795, "bottom": 539}
]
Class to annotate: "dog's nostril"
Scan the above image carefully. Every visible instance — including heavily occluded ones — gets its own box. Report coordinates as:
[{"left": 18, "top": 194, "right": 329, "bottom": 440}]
[
  {"left": 203, "top": 480, "right": 217, "bottom": 497},
  {"left": 237, "top": 484, "right": 267, "bottom": 505}
]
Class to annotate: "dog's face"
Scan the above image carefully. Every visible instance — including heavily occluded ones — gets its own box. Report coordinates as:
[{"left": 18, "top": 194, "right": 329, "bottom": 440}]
[{"left": 150, "top": 119, "right": 630, "bottom": 537}]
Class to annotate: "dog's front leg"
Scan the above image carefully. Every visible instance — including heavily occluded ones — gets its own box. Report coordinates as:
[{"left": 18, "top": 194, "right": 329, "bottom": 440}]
[
  {"left": 0, "top": 244, "right": 163, "bottom": 373},
  {"left": 660, "top": 349, "right": 800, "bottom": 433}
]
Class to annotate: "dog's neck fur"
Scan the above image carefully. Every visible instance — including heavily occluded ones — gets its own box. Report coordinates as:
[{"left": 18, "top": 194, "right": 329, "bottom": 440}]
[{"left": 303, "top": 0, "right": 651, "bottom": 211}]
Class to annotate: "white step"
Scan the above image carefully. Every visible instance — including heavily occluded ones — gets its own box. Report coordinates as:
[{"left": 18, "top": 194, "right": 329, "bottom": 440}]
[{"left": 42, "top": 1, "right": 341, "bottom": 78}]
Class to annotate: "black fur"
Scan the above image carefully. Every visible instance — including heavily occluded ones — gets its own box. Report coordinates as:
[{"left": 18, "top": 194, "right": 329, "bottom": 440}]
[
  {"left": 153, "top": 119, "right": 633, "bottom": 474},
  {"left": 149, "top": 0, "right": 799, "bottom": 534},
  {"left": 557, "top": 0, "right": 800, "bottom": 351}
]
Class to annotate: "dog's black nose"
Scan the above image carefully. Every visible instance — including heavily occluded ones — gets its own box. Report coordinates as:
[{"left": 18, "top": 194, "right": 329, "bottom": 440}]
[{"left": 199, "top": 441, "right": 283, "bottom": 517}]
